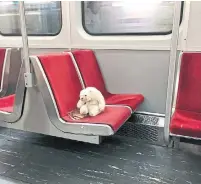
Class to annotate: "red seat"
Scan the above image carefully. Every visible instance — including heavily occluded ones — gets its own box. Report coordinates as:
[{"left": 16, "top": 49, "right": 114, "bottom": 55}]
[
  {"left": 63, "top": 106, "right": 130, "bottom": 132},
  {"left": 0, "top": 48, "right": 16, "bottom": 113},
  {"left": 171, "top": 110, "right": 201, "bottom": 138},
  {"left": 72, "top": 50, "right": 144, "bottom": 110},
  {"left": 0, "top": 95, "right": 15, "bottom": 113},
  {"left": 38, "top": 53, "right": 131, "bottom": 133},
  {"left": 170, "top": 53, "right": 201, "bottom": 138},
  {"left": 0, "top": 48, "right": 15, "bottom": 113},
  {"left": 0, "top": 48, "right": 6, "bottom": 87}
]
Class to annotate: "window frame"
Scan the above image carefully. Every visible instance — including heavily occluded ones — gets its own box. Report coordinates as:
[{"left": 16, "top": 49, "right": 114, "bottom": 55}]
[
  {"left": 0, "top": 1, "right": 63, "bottom": 37},
  {"left": 81, "top": 1, "right": 184, "bottom": 36}
]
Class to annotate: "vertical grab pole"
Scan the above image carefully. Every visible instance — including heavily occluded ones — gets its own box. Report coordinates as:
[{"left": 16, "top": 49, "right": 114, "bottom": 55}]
[
  {"left": 19, "top": 1, "right": 33, "bottom": 87},
  {"left": 164, "top": 1, "right": 182, "bottom": 145}
]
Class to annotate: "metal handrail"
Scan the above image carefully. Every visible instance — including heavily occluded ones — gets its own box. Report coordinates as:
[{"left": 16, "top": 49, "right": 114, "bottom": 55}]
[
  {"left": 19, "top": 1, "right": 33, "bottom": 87},
  {"left": 164, "top": 1, "right": 182, "bottom": 145}
]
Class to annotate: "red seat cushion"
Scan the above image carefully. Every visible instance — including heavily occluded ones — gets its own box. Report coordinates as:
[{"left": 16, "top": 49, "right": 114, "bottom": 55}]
[
  {"left": 64, "top": 106, "right": 130, "bottom": 132},
  {"left": 0, "top": 94, "right": 15, "bottom": 113},
  {"left": 170, "top": 53, "right": 201, "bottom": 137},
  {"left": 171, "top": 110, "right": 201, "bottom": 138},
  {"left": 0, "top": 48, "right": 6, "bottom": 86},
  {"left": 72, "top": 50, "right": 144, "bottom": 110},
  {"left": 106, "top": 94, "right": 144, "bottom": 110},
  {"left": 38, "top": 53, "right": 130, "bottom": 132}
]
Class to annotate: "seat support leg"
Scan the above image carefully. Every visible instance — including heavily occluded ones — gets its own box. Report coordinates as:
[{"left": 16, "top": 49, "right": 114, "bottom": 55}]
[
  {"left": 59, "top": 133, "right": 103, "bottom": 145},
  {"left": 172, "top": 137, "right": 180, "bottom": 149},
  {"left": 167, "top": 138, "right": 174, "bottom": 148}
]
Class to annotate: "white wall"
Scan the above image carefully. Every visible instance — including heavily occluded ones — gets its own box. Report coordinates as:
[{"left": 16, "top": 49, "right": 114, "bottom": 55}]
[
  {"left": 94, "top": 50, "right": 171, "bottom": 114},
  {"left": 1, "top": 1, "right": 201, "bottom": 51},
  {"left": 185, "top": 2, "right": 201, "bottom": 51},
  {"left": 0, "top": 1, "right": 193, "bottom": 50}
]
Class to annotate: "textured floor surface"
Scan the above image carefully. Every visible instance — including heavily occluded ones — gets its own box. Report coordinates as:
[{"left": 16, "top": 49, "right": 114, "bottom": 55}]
[{"left": 0, "top": 128, "right": 200, "bottom": 184}]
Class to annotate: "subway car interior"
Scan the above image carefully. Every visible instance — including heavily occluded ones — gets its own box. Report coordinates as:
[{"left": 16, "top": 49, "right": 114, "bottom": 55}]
[{"left": 0, "top": 1, "right": 200, "bottom": 183}]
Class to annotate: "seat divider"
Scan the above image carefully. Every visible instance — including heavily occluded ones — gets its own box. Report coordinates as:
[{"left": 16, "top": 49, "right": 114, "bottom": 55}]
[{"left": 67, "top": 52, "right": 85, "bottom": 89}]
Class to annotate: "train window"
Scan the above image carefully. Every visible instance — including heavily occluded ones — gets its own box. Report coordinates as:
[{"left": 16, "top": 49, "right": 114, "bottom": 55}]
[
  {"left": 82, "top": 1, "right": 181, "bottom": 35},
  {"left": 0, "top": 1, "right": 62, "bottom": 36}
]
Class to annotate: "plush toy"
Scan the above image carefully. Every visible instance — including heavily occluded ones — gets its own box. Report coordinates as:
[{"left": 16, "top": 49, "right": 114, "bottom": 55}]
[{"left": 77, "top": 87, "right": 105, "bottom": 116}]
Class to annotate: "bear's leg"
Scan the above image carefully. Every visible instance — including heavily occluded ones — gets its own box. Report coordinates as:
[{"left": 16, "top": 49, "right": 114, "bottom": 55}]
[
  {"left": 80, "top": 105, "right": 88, "bottom": 115},
  {"left": 88, "top": 104, "right": 100, "bottom": 116},
  {"left": 77, "top": 100, "right": 84, "bottom": 109}
]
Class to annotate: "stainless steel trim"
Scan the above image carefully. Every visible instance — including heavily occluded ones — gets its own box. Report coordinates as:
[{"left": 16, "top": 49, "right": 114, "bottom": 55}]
[
  {"left": 19, "top": 2, "right": 33, "bottom": 88},
  {"left": 0, "top": 59, "right": 25, "bottom": 122},
  {"left": 135, "top": 111, "right": 165, "bottom": 118},
  {"left": 106, "top": 104, "right": 132, "bottom": 114},
  {"left": 30, "top": 56, "right": 115, "bottom": 136},
  {"left": 19, "top": 2, "right": 30, "bottom": 74},
  {"left": 170, "top": 133, "right": 201, "bottom": 141},
  {"left": 164, "top": 2, "right": 182, "bottom": 145},
  {"left": 67, "top": 52, "right": 85, "bottom": 89},
  {"left": 172, "top": 51, "right": 183, "bottom": 112},
  {"left": 7, "top": 48, "right": 23, "bottom": 95}
]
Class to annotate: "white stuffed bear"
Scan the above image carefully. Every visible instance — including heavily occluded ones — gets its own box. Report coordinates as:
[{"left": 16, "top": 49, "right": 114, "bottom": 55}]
[{"left": 77, "top": 87, "right": 105, "bottom": 116}]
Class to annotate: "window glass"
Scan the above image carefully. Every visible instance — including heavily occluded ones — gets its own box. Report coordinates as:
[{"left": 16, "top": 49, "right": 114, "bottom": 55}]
[
  {"left": 82, "top": 1, "right": 178, "bottom": 35},
  {"left": 0, "top": 1, "right": 62, "bottom": 36}
]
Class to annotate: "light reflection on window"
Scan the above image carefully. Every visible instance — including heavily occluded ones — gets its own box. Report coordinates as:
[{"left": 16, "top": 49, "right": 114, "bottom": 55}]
[
  {"left": 83, "top": 1, "right": 176, "bottom": 35},
  {"left": 0, "top": 1, "right": 62, "bottom": 36}
]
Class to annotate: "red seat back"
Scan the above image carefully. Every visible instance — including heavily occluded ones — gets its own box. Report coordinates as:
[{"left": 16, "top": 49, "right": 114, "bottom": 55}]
[
  {"left": 0, "top": 48, "right": 6, "bottom": 86},
  {"left": 176, "top": 53, "right": 201, "bottom": 113},
  {"left": 38, "top": 53, "right": 82, "bottom": 117},
  {"left": 72, "top": 50, "right": 110, "bottom": 97},
  {"left": 0, "top": 94, "right": 15, "bottom": 112}
]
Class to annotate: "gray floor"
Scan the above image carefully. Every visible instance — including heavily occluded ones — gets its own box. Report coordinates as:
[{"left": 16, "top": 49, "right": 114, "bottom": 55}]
[{"left": 0, "top": 128, "right": 200, "bottom": 184}]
